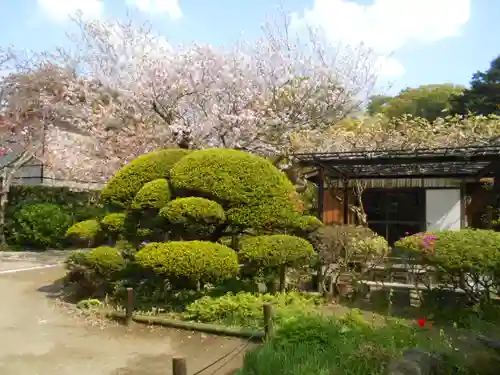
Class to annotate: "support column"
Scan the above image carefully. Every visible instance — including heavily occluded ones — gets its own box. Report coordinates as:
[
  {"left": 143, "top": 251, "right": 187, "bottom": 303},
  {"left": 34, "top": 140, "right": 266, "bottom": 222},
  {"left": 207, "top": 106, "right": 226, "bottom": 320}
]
[
  {"left": 317, "top": 167, "right": 325, "bottom": 222},
  {"left": 342, "top": 178, "right": 349, "bottom": 225}
]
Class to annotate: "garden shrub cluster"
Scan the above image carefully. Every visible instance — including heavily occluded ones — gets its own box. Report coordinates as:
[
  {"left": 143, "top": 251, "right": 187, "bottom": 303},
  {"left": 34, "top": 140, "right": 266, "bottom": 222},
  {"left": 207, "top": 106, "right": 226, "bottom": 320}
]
[
  {"left": 4, "top": 186, "right": 103, "bottom": 250},
  {"left": 65, "top": 246, "right": 125, "bottom": 297},
  {"left": 12, "top": 203, "right": 73, "bottom": 249},
  {"left": 58, "top": 146, "right": 500, "bottom": 374},
  {"left": 64, "top": 147, "right": 320, "bottom": 300},
  {"left": 183, "top": 292, "right": 323, "bottom": 329},
  {"left": 308, "top": 224, "right": 390, "bottom": 296},
  {"left": 239, "top": 311, "right": 495, "bottom": 375},
  {"left": 395, "top": 229, "right": 500, "bottom": 317}
]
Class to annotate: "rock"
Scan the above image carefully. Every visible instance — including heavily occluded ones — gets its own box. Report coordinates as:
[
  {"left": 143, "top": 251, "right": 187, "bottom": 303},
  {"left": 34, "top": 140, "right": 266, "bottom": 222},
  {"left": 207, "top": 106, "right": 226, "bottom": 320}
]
[{"left": 387, "top": 349, "right": 441, "bottom": 375}]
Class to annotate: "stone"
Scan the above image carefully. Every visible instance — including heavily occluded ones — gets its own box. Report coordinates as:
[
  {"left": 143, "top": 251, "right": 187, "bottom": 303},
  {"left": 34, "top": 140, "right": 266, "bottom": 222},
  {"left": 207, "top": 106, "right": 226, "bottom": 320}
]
[{"left": 386, "top": 349, "right": 441, "bottom": 375}]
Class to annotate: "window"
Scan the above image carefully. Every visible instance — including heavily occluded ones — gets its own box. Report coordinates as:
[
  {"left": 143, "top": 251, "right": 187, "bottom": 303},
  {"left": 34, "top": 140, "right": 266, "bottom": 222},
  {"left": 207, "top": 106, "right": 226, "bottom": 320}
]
[{"left": 362, "top": 188, "right": 424, "bottom": 246}]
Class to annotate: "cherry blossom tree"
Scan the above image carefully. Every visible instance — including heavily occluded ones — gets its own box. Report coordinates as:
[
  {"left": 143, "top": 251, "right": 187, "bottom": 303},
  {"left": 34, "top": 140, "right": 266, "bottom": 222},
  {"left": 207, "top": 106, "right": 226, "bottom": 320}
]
[
  {"left": 61, "top": 11, "right": 380, "bottom": 155},
  {"left": 0, "top": 50, "right": 59, "bottom": 243}
]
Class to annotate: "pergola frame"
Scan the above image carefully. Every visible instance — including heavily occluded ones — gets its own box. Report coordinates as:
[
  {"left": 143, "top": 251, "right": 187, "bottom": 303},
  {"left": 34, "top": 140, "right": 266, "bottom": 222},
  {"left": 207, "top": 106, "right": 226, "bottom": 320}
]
[{"left": 293, "top": 145, "right": 500, "bottom": 224}]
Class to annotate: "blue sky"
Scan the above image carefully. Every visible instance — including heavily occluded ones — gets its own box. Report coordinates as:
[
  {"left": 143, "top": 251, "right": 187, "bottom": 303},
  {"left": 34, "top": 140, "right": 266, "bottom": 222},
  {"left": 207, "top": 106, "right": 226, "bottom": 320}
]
[{"left": 0, "top": 0, "right": 497, "bottom": 94}]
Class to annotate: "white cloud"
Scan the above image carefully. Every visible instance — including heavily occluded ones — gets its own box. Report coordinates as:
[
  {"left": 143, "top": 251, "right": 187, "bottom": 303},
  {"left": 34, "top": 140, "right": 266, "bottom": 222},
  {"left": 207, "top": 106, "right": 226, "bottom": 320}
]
[
  {"left": 292, "top": 0, "right": 471, "bottom": 78},
  {"left": 127, "top": 0, "right": 183, "bottom": 20},
  {"left": 37, "top": 0, "right": 104, "bottom": 22}
]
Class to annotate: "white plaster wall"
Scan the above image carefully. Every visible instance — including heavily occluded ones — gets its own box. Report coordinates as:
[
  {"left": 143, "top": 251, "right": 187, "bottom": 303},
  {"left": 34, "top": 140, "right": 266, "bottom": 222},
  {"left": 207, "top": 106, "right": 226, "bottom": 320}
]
[{"left": 425, "top": 189, "right": 461, "bottom": 231}]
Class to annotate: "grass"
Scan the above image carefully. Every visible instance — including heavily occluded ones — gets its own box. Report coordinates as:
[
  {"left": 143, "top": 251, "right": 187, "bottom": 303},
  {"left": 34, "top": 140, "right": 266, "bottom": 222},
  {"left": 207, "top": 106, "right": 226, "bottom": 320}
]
[{"left": 238, "top": 311, "right": 500, "bottom": 375}]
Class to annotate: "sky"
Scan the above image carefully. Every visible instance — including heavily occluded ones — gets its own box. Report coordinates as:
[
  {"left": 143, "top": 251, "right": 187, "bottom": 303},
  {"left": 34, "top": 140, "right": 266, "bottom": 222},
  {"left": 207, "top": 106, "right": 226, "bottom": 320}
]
[{"left": 0, "top": 0, "right": 497, "bottom": 95}]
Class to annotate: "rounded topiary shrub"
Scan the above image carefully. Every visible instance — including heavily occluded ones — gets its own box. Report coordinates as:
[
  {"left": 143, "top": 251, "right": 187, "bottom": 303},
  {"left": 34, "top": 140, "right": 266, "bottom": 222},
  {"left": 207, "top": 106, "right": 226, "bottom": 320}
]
[
  {"left": 239, "top": 234, "right": 316, "bottom": 268},
  {"left": 135, "top": 241, "right": 239, "bottom": 284},
  {"left": 293, "top": 215, "right": 323, "bottom": 234},
  {"left": 169, "top": 148, "right": 302, "bottom": 208},
  {"left": 66, "top": 219, "right": 102, "bottom": 247},
  {"left": 13, "top": 203, "right": 73, "bottom": 249},
  {"left": 159, "top": 197, "right": 226, "bottom": 225},
  {"left": 226, "top": 198, "right": 304, "bottom": 230},
  {"left": 65, "top": 246, "right": 125, "bottom": 297},
  {"left": 131, "top": 178, "right": 171, "bottom": 209},
  {"left": 101, "top": 148, "right": 190, "bottom": 208},
  {"left": 101, "top": 213, "right": 126, "bottom": 233}
]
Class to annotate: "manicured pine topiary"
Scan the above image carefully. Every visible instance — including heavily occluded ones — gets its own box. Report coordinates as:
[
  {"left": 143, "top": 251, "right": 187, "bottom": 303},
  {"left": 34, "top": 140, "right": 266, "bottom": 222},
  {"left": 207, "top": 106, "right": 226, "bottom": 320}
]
[
  {"left": 131, "top": 178, "right": 171, "bottom": 209},
  {"left": 66, "top": 219, "right": 102, "bottom": 247},
  {"left": 135, "top": 241, "right": 239, "bottom": 286},
  {"left": 101, "top": 148, "right": 190, "bottom": 208}
]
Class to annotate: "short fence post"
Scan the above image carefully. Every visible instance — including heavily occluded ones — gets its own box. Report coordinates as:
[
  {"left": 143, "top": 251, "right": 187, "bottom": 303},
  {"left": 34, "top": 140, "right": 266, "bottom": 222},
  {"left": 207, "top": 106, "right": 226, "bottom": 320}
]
[
  {"left": 172, "top": 357, "right": 187, "bottom": 375},
  {"left": 263, "top": 303, "right": 274, "bottom": 340},
  {"left": 125, "top": 287, "right": 134, "bottom": 326},
  {"left": 486, "top": 206, "right": 493, "bottom": 229}
]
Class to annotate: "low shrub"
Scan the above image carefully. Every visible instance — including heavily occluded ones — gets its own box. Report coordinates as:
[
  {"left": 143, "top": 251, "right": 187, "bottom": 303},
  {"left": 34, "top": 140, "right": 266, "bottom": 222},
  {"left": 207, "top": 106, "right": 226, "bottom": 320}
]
[
  {"left": 240, "top": 312, "right": 470, "bottom": 375},
  {"left": 65, "top": 219, "right": 102, "bottom": 247},
  {"left": 308, "top": 225, "right": 389, "bottom": 295},
  {"left": 134, "top": 241, "right": 239, "bottom": 286},
  {"left": 394, "top": 231, "right": 437, "bottom": 254},
  {"left": 12, "top": 203, "right": 73, "bottom": 249},
  {"left": 395, "top": 229, "right": 500, "bottom": 305},
  {"left": 183, "top": 292, "right": 323, "bottom": 329},
  {"left": 65, "top": 246, "right": 125, "bottom": 297},
  {"left": 115, "top": 239, "right": 137, "bottom": 260}
]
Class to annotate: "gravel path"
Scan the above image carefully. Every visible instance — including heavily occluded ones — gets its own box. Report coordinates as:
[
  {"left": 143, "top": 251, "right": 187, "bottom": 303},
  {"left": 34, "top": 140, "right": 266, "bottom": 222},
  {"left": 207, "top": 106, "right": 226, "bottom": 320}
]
[{"left": 0, "top": 261, "right": 250, "bottom": 375}]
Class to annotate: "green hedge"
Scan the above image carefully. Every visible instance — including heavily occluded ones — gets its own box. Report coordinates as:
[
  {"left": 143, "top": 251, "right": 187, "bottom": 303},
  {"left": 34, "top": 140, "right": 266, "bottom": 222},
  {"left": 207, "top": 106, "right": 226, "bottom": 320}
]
[
  {"left": 12, "top": 203, "right": 73, "bottom": 249},
  {"left": 395, "top": 229, "right": 500, "bottom": 307},
  {"left": 5, "top": 185, "right": 104, "bottom": 249}
]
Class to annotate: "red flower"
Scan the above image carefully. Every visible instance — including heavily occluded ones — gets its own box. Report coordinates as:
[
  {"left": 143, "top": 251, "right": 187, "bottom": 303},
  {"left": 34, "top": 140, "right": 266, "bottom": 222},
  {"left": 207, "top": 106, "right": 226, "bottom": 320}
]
[{"left": 417, "top": 319, "right": 426, "bottom": 327}]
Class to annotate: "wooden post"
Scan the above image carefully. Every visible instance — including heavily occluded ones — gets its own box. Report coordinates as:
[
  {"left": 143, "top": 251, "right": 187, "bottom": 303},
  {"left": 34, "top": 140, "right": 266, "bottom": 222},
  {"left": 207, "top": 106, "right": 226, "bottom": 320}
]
[
  {"left": 172, "top": 357, "right": 187, "bottom": 375},
  {"left": 342, "top": 178, "right": 349, "bottom": 224},
  {"left": 316, "top": 167, "right": 325, "bottom": 293},
  {"left": 486, "top": 206, "right": 493, "bottom": 229},
  {"left": 125, "top": 287, "right": 134, "bottom": 326},
  {"left": 317, "top": 166, "right": 325, "bottom": 221},
  {"left": 263, "top": 303, "right": 274, "bottom": 340}
]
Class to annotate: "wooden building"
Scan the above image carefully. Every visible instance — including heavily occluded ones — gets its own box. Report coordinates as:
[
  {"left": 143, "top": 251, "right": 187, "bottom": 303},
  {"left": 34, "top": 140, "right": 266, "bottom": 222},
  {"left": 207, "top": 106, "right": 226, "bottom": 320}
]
[{"left": 294, "top": 146, "right": 500, "bottom": 245}]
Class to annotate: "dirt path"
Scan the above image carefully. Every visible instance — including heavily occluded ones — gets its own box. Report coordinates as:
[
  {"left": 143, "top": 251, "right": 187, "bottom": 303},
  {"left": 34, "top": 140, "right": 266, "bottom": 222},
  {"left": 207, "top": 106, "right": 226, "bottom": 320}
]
[{"left": 0, "top": 265, "right": 251, "bottom": 375}]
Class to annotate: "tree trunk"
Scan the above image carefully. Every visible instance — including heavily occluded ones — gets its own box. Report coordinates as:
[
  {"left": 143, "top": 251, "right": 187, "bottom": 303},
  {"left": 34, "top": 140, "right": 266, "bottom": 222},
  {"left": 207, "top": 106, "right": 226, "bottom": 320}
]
[
  {"left": 278, "top": 265, "right": 286, "bottom": 293},
  {"left": 0, "top": 170, "right": 13, "bottom": 245},
  {"left": 0, "top": 190, "right": 8, "bottom": 245}
]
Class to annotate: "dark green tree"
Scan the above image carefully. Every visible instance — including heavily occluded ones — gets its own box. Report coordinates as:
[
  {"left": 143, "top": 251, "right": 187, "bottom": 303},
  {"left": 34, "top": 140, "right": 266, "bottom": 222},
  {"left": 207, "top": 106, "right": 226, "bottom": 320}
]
[
  {"left": 366, "top": 95, "right": 392, "bottom": 115},
  {"left": 368, "top": 84, "right": 464, "bottom": 121},
  {"left": 451, "top": 56, "right": 500, "bottom": 116}
]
